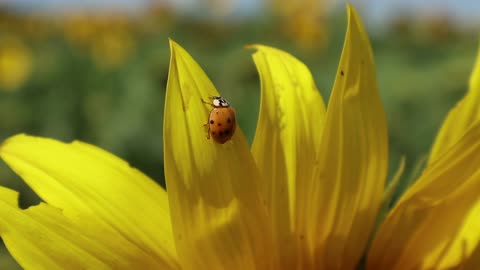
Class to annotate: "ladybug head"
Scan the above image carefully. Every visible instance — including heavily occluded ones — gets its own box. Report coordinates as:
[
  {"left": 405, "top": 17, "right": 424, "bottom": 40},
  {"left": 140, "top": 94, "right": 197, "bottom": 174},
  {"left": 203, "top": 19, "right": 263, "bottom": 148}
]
[{"left": 212, "top": 96, "right": 230, "bottom": 107}]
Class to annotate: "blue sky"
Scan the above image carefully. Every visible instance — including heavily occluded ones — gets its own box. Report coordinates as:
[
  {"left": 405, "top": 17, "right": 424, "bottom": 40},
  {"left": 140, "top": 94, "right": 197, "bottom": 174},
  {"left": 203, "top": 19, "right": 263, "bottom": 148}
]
[
  {"left": 359, "top": 0, "right": 480, "bottom": 27},
  {"left": 3, "top": 0, "right": 480, "bottom": 27}
]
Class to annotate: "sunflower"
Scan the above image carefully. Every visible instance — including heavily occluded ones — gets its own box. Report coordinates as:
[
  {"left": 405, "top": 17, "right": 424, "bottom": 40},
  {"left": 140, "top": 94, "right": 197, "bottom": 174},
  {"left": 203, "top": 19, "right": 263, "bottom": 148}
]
[{"left": 0, "top": 4, "right": 478, "bottom": 270}]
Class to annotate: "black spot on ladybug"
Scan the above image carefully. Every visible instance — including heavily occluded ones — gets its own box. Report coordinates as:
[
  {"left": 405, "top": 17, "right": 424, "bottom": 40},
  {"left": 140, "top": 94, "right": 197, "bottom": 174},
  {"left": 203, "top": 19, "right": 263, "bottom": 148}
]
[
  {"left": 227, "top": 118, "right": 231, "bottom": 123},
  {"left": 210, "top": 120, "right": 214, "bottom": 124},
  {"left": 211, "top": 131, "right": 216, "bottom": 135},
  {"left": 340, "top": 70, "right": 344, "bottom": 76},
  {"left": 217, "top": 123, "right": 222, "bottom": 126},
  {"left": 219, "top": 131, "right": 224, "bottom": 137},
  {"left": 216, "top": 111, "right": 219, "bottom": 115},
  {"left": 224, "top": 129, "right": 230, "bottom": 135}
]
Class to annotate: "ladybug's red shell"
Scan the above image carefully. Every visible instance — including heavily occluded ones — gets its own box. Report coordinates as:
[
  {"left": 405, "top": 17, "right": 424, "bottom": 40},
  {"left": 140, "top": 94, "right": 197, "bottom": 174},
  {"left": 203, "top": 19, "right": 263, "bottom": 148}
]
[{"left": 207, "top": 107, "right": 236, "bottom": 144}]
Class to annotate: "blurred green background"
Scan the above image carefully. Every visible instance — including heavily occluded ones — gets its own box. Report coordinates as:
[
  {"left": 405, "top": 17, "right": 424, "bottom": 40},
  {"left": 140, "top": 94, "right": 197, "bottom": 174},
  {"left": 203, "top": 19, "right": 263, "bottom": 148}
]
[{"left": 0, "top": 0, "right": 478, "bottom": 268}]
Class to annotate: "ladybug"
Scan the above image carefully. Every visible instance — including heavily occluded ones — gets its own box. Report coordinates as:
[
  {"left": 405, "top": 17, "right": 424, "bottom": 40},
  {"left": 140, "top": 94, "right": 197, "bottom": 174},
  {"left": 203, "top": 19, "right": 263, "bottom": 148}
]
[{"left": 202, "top": 96, "right": 236, "bottom": 144}]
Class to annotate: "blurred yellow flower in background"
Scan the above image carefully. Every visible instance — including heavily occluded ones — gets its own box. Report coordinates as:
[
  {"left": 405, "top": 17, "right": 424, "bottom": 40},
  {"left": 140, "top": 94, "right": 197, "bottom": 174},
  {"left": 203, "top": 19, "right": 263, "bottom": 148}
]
[
  {"left": 63, "top": 13, "right": 135, "bottom": 69},
  {"left": 0, "top": 37, "right": 32, "bottom": 91},
  {"left": 270, "top": 0, "right": 332, "bottom": 51},
  {"left": 63, "top": 14, "right": 98, "bottom": 48},
  {"left": 0, "top": 4, "right": 478, "bottom": 270},
  {"left": 90, "top": 28, "right": 135, "bottom": 69}
]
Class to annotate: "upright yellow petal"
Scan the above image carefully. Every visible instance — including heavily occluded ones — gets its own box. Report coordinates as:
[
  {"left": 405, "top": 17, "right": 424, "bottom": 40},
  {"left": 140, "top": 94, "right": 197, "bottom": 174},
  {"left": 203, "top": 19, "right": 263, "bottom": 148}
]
[
  {"left": 0, "top": 134, "right": 179, "bottom": 269},
  {"left": 368, "top": 123, "right": 480, "bottom": 270},
  {"left": 164, "top": 40, "right": 274, "bottom": 270},
  {"left": 0, "top": 187, "right": 162, "bottom": 269},
  {"left": 429, "top": 45, "right": 480, "bottom": 164},
  {"left": 305, "top": 5, "right": 388, "bottom": 269},
  {"left": 249, "top": 45, "right": 326, "bottom": 268}
]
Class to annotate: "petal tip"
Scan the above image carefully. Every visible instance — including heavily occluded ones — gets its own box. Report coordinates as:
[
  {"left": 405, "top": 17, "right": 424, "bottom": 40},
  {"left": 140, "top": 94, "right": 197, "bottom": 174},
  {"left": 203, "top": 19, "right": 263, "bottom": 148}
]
[
  {"left": 168, "top": 40, "right": 176, "bottom": 54},
  {"left": 244, "top": 44, "right": 260, "bottom": 50},
  {"left": 168, "top": 38, "right": 184, "bottom": 56},
  {"left": 346, "top": 4, "right": 353, "bottom": 26},
  {"left": 346, "top": 2, "right": 352, "bottom": 11},
  {"left": 168, "top": 38, "right": 177, "bottom": 47},
  {"left": 346, "top": 2, "right": 357, "bottom": 16},
  {"left": 245, "top": 44, "right": 265, "bottom": 57},
  {"left": 1, "top": 133, "right": 27, "bottom": 153},
  {"left": 346, "top": 3, "right": 362, "bottom": 32},
  {"left": 0, "top": 186, "right": 20, "bottom": 208}
]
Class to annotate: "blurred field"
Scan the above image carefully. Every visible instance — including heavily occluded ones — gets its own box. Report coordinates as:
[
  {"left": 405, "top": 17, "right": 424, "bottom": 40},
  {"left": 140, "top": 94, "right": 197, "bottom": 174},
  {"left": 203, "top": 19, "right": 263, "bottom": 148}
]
[{"left": 0, "top": 1, "right": 478, "bottom": 268}]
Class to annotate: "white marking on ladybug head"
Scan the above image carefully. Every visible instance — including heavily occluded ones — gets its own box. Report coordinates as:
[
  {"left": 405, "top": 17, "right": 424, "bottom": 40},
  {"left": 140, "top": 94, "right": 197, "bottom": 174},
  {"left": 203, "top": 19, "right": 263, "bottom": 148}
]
[{"left": 212, "top": 96, "right": 230, "bottom": 107}]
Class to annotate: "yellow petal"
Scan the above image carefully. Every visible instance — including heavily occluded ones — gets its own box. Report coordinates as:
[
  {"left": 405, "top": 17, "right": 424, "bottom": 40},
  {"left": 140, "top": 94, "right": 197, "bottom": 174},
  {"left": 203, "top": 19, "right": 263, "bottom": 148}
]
[
  {"left": 0, "top": 134, "right": 179, "bottom": 269},
  {"left": 164, "top": 40, "right": 274, "bottom": 270},
  {"left": 429, "top": 45, "right": 480, "bottom": 164},
  {"left": 383, "top": 156, "right": 406, "bottom": 208},
  {"left": 373, "top": 157, "right": 406, "bottom": 233},
  {"left": 249, "top": 45, "right": 326, "bottom": 268},
  {"left": 0, "top": 187, "right": 163, "bottom": 269},
  {"left": 305, "top": 4, "right": 388, "bottom": 269},
  {"left": 368, "top": 123, "right": 480, "bottom": 270}
]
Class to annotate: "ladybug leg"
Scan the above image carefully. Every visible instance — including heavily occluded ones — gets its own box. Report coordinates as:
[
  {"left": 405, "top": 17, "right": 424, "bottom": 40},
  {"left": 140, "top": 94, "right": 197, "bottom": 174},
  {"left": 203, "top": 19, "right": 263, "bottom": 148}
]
[
  {"left": 203, "top": 122, "right": 211, "bottom": 139},
  {"left": 201, "top": 98, "right": 215, "bottom": 107}
]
